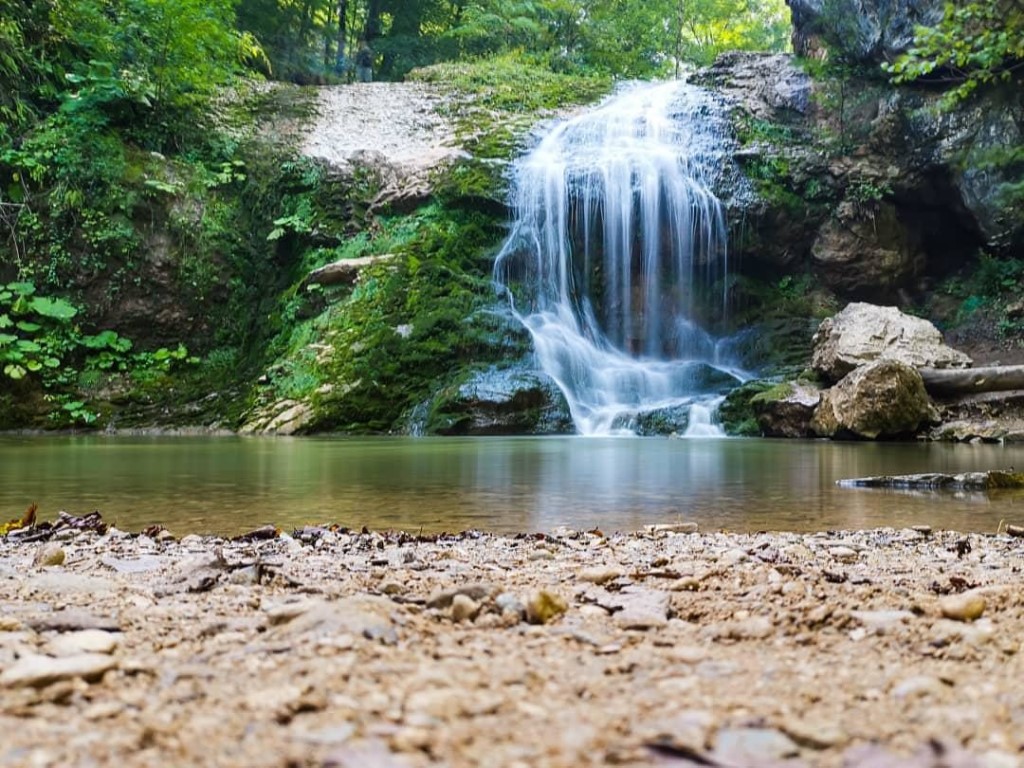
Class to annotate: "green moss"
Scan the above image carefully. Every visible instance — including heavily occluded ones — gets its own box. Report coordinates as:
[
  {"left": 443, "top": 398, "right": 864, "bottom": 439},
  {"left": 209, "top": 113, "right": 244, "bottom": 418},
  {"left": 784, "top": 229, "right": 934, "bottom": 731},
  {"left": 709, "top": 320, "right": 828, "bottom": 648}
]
[{"left": 718, "top": 380, "right": 774, "bottom": 436}]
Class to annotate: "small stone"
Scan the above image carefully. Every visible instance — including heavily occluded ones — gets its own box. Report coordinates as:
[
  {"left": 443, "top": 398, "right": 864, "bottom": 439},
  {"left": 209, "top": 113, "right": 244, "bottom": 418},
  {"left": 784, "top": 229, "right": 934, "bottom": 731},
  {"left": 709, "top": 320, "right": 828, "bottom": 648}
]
[
  {"left": 829, "top": 546, "right": 858, "bottom": 563},
  {"left": 779, "top": 716, "right": 846, "bottom": 749},
  {"left": 0, "top": 653, "right": 117, "bottom": 688},
  {"left": 494, "top": 593, "right": 525, "bottom": 620},
  {"left": 713, "top": 728, "right": 799, "bottom": 763},
  {"left": 48, "top": 630, "right": 121, "bottom": 657},
  {"left": 525, "top": 590, "right": 568, "bottom": 625},
  {"left": 611, "top": 588, "right": 670, "bottom": 630},
  {"left": 450, "top": 594, "right": 479, "bottom": 623},
  {"left": 644, "top": 523, "right": 698, "bottom": 534},
  {"left": 1006, "top": 525, "right": 1024, "bottom": 538},
  {"left": 891, "top": 674, "right": 944, "bottom": 699},
  {"left": 425, "top": 584, "right": 492, "bottom": 610},
  {"left": 719, "top": 548, "right": 748, "bottom": 566},
  {"left": 939, "top": 591, "right": 986, "bottom": 622},
  {"left": 849, "top": 610, "right": 916, "bottom": 634},
  {"left": 911, "top": 525, "right": 932, "bottom": 536},
  {"left": 25, "top": 611, "right": 120, "bottom": 633},
  {"left": 33, "top": 544, "right": 65, "bottom": 568},
  {"left": 578, "top": 566, "right": 624, "bottom": 585}
]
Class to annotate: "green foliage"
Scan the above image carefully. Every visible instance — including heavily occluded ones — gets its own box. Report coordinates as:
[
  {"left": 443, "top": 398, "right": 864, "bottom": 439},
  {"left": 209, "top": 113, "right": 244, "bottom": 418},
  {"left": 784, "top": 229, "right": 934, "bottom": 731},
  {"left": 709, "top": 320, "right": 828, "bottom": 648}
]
[
  {"left": 0, "top": 280, "right": 196, "bottom": 424},
  {"left": 886, "top": 1, "right": 1024, "bottom": 105}
]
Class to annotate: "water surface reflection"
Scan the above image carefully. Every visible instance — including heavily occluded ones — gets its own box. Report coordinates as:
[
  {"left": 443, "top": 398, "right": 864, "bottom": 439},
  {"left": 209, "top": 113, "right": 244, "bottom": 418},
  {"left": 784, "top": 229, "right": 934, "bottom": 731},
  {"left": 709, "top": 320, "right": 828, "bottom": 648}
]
[{"left": 4, "top": 436, "right": 1023, "bottom": 535}]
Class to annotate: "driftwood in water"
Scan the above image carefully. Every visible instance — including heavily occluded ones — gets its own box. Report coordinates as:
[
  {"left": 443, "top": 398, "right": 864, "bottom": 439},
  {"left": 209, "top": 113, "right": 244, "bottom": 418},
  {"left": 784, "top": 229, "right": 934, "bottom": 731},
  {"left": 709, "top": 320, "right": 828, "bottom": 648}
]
[
  {"left": 838, "top": 470, "right": 1024, "bottom": 491},
  {"left": 920, "top": 365, "right": 1024, "bottom": 396}
]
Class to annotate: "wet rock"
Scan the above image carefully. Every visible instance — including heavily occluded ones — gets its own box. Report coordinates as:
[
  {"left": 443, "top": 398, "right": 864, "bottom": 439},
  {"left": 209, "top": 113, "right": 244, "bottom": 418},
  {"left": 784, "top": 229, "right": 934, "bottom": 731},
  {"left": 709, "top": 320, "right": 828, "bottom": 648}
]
[
  {"left": 0, "top": 653, "right": 117, "bottom": 688},
  {"left": 940, "top": 591, "right": 986, "bottom": 622},
  {"left": 812, "top": 303, "right": 971, "bottom": 384},
  {"left": 422, "top": 365, "right": 573, "bottom": 436},
  {"left": 525, "top": 591, "right": 568, "bottom": 625},
  {"left": 840, "top": 471, "right": 1024, "bottom": 491}
]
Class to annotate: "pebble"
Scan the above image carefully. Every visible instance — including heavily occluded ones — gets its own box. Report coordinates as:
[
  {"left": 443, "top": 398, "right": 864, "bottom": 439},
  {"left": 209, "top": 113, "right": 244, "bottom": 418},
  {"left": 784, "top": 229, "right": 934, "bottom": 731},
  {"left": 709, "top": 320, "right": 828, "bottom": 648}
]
[
  {"left": 525, "top": 590, "right": 568, "bottom": 625},
  {"left": 33, "top": 544, "right": 65, "bottom": 567},
  {"left": 0, "top": 653, "right": 118, "bottom": 688},
  {"left": 849, "top": 609, "right": 916, "bottom": 634},
  {"left": 713, "top": 728, "right": 799, "bottom": 763},
  {"left": 779, "top": 716, "right": 847, "bottom": 749},
  {"left": 610, "top": 587, "right": 670, "bottom": 630},
  {"left": 644, "top": 523, "right": 698, "bottom": 534},
  {"left": 939, "top": 591, "right": 986, "bottom": 622},
  {"left": 48, "top": 630, "right": 121, "bottom": 657},
  {"left": 829, "top": 546, "right": 859, "bottom": 563},
  {"left": 450, "top": 594, "right": 479, "bottom": 623},
  {"left": 425, "top": 583, "right": 492, "bottom": 609},
  {"left": 578, "top": 566, "right": 624, "bottom": 585}
]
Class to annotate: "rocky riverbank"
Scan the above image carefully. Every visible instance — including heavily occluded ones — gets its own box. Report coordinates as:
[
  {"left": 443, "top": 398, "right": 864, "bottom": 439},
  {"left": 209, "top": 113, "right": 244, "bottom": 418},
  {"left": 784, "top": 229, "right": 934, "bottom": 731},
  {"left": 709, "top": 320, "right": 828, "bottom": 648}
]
[{"left": 2, "top": 518, "right": 1023, "bottom": 767}]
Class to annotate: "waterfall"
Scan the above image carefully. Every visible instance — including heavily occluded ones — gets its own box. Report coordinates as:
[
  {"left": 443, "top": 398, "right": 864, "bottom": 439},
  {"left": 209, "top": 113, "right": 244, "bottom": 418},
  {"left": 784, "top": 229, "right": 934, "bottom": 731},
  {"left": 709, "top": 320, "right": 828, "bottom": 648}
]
[{"left": 494, "top": 80, "right": 747, "bottom": 436}]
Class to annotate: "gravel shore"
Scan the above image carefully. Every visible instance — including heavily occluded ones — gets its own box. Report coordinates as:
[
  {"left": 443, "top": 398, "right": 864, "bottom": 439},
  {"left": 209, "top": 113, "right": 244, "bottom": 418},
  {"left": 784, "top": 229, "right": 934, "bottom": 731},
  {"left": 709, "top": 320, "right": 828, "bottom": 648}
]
[{"left": 2, "top": 520, "right": 1023, "bottom": 767}]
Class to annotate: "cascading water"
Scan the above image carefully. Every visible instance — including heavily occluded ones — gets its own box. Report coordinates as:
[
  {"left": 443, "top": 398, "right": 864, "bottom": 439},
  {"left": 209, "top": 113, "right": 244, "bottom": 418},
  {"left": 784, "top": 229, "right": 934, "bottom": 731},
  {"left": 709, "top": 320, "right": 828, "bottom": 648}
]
[{"left": 494, "top": 80, "right": 747, "bottom": 436}]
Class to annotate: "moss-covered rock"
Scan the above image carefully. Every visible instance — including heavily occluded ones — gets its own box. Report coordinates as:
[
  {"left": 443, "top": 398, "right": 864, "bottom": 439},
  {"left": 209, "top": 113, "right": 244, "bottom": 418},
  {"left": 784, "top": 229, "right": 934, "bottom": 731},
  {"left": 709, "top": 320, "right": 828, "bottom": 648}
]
[{"left": 419, "top": 364, "right": 572, "bottom": 436}]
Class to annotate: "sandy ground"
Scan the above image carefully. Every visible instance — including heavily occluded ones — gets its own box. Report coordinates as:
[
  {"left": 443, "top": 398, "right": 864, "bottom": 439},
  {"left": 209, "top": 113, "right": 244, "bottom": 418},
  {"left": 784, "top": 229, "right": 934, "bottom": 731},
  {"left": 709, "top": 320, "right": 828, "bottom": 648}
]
[{"left": 2, "top": 518, "right": 1023, "bottom": 768}]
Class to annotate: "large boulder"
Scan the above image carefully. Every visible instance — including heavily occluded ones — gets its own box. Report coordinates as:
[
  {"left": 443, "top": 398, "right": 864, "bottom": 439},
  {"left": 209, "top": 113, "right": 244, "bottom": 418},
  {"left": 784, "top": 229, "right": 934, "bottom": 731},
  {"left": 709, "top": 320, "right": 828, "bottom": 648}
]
[
  {"left": 421, "top": 366, "right": 573, "bottom": 436},
  {"left": 787, "top": 0, "right": 945, "bottom": 63},
  {"left": 812, "top": 359, "right": 937, "bottom": 438},
  {"left": 812, "top": 303, "right": 972, "bottom": 383}
]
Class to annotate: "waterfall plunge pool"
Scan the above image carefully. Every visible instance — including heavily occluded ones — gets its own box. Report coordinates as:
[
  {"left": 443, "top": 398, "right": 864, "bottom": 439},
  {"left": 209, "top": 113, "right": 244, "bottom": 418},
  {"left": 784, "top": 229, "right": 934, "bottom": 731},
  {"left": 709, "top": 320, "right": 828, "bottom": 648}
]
[{"left": 4, "top": 435, "right": 1023, "bottom": 536}]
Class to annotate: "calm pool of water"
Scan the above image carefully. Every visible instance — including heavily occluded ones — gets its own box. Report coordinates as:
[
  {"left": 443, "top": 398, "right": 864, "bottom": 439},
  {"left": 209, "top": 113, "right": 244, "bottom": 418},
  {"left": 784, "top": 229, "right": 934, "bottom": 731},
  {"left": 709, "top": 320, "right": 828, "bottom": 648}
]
[{"left": 3, "top": 435, "right": 1024, "bottom": 536}]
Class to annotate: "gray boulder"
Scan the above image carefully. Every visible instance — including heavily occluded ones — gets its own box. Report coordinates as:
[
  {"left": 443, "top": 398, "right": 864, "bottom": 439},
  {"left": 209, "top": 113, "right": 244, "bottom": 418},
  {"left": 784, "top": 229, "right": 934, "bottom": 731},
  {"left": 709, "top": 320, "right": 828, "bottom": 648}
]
[
  {"left": 812, "top": 359, "right": 937, "bottom": 438},
  {"left": 423, "top": 366, "right": 573, "bottom": 436},
  {"left": 812, "top": 303, "right": 972, "bottom": 383}
]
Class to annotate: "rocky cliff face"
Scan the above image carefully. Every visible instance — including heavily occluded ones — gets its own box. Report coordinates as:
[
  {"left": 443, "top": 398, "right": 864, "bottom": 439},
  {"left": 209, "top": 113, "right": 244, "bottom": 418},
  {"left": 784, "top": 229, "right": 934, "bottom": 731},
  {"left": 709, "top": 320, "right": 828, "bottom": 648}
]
[
  {"left": 786, "top": 0, "right": 945, "bottom": 62},
  {"left": 697, "top": 51, "right": 1022, "bottom": 348}
]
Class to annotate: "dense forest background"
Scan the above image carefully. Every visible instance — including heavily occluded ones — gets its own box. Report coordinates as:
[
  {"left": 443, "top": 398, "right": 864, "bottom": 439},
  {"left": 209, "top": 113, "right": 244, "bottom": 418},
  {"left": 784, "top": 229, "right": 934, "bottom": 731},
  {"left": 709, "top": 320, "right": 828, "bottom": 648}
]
[{"left": 0, "top": 0, "right": 1020, "bottom": 431}]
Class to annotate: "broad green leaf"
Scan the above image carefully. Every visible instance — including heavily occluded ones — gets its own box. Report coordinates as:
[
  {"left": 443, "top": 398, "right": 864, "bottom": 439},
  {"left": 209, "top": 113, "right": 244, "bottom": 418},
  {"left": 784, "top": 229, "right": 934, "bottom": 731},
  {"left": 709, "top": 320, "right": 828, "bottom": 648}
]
[{"left": 28, "top": 296, "right": 78, "bottom": 320}]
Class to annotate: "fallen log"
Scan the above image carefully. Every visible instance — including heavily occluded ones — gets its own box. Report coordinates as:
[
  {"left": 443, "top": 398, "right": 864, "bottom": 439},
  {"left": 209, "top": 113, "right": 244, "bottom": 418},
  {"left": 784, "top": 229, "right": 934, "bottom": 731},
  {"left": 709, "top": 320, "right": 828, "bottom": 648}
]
[{"left": 919, "top": 365, "right": 1024, "bottom": 396}]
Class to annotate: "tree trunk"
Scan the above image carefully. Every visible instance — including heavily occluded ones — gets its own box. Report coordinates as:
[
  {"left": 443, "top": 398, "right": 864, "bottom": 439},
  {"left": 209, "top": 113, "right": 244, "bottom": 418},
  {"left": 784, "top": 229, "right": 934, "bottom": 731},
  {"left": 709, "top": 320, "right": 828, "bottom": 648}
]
[
  {"left": 920, "top": 366, "right": 1024, "bottom": 396},
  {"left": 336, "top": 0, "right": 348, "bottom": 66},
  {"left": 364, "top": 0, "right": 382, "bottom": 40}
]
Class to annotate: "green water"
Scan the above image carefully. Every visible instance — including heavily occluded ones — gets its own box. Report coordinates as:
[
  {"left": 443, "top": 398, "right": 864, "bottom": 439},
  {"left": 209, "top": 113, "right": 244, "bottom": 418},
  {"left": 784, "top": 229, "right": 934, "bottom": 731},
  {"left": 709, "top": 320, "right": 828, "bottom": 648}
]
[{"left": 3, "top": 435, "right": 1024, "bottom": 536}]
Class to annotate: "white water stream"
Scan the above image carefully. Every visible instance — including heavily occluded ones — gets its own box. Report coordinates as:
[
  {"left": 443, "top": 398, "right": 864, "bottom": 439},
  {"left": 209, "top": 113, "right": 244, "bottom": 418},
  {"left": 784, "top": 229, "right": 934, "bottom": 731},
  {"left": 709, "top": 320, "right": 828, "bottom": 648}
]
[{"left": 495, "top": 81, "right": 746, "bottom": 436}]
